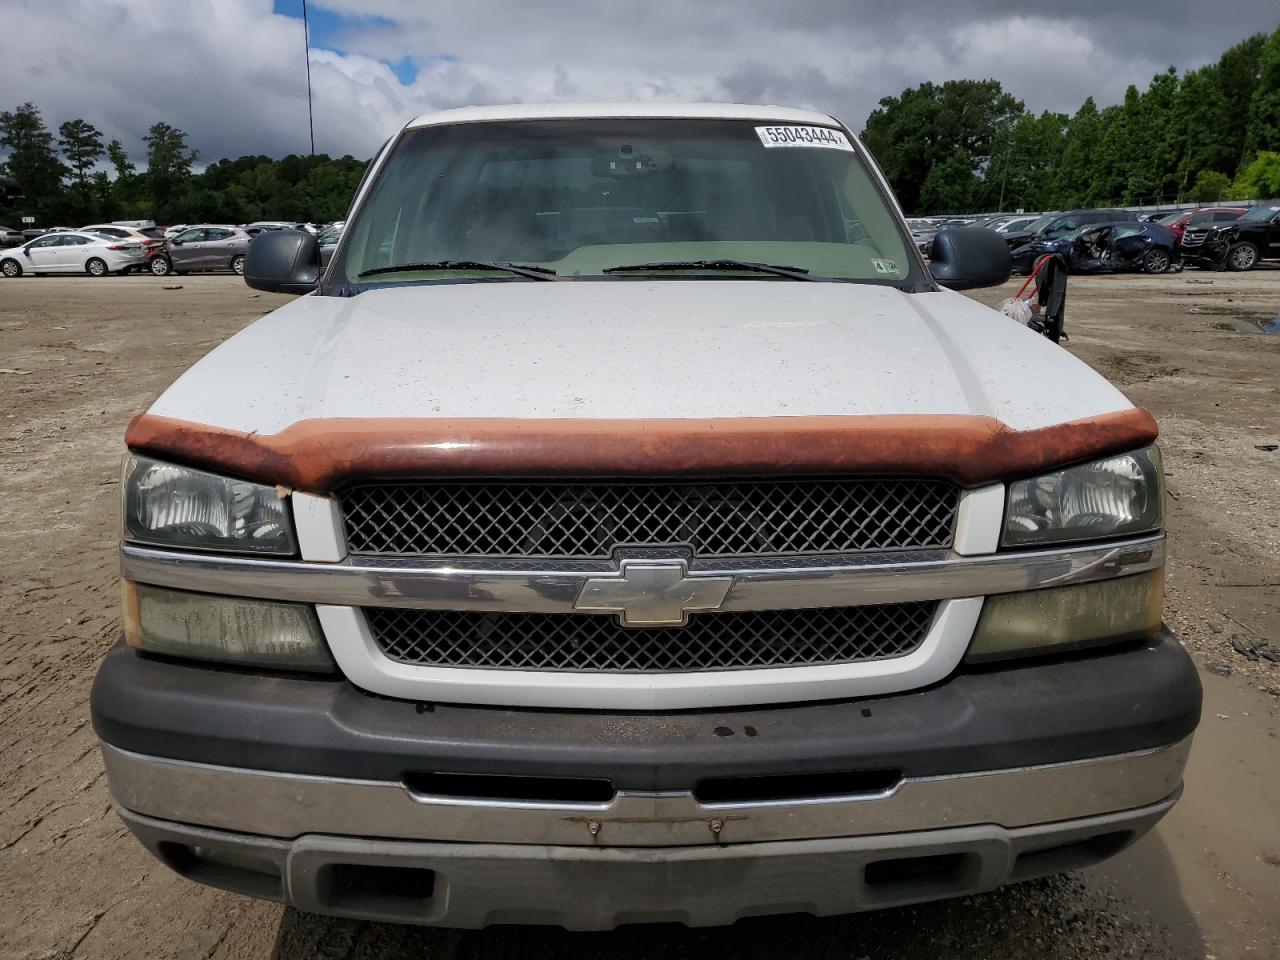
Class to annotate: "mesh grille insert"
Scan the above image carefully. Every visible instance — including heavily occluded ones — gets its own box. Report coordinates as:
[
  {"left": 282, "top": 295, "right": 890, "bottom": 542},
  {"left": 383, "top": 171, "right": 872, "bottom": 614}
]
[
  {"left": 366, "top": 602, "right": 936, "bottom": 673},
  {"left": 341, "top": 478, "right": 958, "bottom": 559}
]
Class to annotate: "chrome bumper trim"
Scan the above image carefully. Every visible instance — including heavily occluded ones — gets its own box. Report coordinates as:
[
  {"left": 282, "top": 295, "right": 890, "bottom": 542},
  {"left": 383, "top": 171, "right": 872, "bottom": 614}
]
[
  {"left": 119, "top": 534, "right": 1165, "bottom": 614},
  {"left": 101, "top": 737, "right": 1190, "bottom": 849}
]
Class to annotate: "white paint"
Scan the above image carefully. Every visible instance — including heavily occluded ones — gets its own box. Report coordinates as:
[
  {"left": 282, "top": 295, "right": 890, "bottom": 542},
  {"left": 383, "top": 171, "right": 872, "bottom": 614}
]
[
  {"left": 954, "top": 484, "right": 1006, "bottom": 556},
  {"left": 291, "top": 493, "right": 347, "bottom": 562},
  {"left": 407, "top": 102, "right": 838, "bottom": 130},
  {"left": 315, "top": 598, "right": 984, "bottom": 711},
  {"left": 147, "top": 281, "right": 1134, "bottom": 435}
]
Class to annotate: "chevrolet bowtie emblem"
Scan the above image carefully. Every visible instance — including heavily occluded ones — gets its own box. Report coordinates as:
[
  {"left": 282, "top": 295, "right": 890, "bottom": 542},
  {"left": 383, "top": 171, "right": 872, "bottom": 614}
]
[{"left": 573, "top": 560, "right": 733, "bottom": 627}]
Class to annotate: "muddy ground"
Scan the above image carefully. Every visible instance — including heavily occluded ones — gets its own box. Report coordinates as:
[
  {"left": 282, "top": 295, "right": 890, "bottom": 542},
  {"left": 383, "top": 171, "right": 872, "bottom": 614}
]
[{"left": 0, "top": 270, "right": 1277, "bottom": 960}]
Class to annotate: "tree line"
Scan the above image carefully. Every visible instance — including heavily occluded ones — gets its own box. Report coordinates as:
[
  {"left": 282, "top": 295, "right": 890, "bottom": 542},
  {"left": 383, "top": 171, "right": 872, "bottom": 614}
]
[
  {"left": 861, "top": 26, "right": 1280, "bottom": 214},
  {"left": 0, "top": 106, "right": 367, "bottom": 227}
]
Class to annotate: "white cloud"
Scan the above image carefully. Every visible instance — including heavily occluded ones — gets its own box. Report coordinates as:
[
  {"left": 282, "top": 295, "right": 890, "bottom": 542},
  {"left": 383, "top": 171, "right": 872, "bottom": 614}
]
[{"left": 0, "top": 0, "right": 1274, "bottom": 165}]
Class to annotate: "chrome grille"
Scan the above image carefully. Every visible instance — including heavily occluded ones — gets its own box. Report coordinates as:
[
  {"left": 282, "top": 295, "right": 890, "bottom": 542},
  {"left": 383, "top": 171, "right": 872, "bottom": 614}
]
[
  {"left": 366, "top": 602, "right": 936, "bottom": 672},
  {"left": 1181, "top": 228, "right": 1207, "bottom": 248},
  {"left": 340, "top": 478, "right": 958, "bottom": 559}
]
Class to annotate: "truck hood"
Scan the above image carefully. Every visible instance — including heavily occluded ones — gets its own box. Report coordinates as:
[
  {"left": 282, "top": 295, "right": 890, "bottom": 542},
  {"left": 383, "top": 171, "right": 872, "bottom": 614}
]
[{"left": 148, "top": 280, "right": 1132, "bottom": 435}]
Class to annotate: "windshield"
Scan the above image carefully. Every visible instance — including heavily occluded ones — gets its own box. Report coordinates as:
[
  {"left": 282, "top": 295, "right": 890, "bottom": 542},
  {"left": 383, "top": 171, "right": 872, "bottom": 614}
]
[
  {"left": 1239, "top": 202, "right": 1280, "bottom": 222},
  {"left": 331, "top": 118, "right": 920, "bottom": 287},
  {"left": 1021, "top": 214, "right": 1059, "bottom": 234}
]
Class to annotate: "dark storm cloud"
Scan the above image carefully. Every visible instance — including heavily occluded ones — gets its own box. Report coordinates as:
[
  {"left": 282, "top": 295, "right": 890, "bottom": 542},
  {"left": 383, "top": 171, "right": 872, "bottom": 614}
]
[{"left": 0, "top": 0, "right": 1275, "bottom": 164}]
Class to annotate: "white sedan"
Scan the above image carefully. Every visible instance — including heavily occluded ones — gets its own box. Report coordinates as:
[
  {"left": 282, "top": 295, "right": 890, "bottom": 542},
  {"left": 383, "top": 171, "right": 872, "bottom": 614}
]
[{"left": 0, "top": 231, "right": 145, "bottom": 277}]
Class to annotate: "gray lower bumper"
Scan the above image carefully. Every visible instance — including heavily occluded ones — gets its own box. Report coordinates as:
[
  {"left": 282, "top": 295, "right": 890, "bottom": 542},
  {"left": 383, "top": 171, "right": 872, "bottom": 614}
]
[{"left": 119, "top": 795, "right": 1177, "bottom": 930}]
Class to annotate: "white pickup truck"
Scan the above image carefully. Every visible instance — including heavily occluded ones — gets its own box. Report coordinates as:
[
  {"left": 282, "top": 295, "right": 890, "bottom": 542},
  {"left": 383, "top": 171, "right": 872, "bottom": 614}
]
[{"left": 93, "top": 103, "right": 1199, "bottom": 930}]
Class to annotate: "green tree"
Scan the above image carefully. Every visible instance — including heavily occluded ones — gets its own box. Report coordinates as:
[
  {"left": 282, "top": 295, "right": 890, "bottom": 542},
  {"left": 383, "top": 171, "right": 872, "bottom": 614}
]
[
  {"left": 58, "top": 119, "right": 103, "bottom": 187},
  {"left": 1246, "top": 27, "right": 1280, "bottom": 154},
  {"left": 1125, "top": 68, "right": 1182, "bottom": 204},
  {"left": 919, "top": 152, "right": 982, "bottom": 213},
  {"left": 987, "top": 110, "right": 1067, "bottom": 211},
  {"left": 57, "top": 118, "right": 105, "bottom": 221},
  {"left": 862, "top": 79, "right": 1023, "bottom": 213},
  {"left": 1187, "top": 169, "right": 1232, "bottom": 202},
  {"left": 1171, "top": 65, "right": 1231, "bottom": 191},
  {"left": 1232, "top": 151, "right": 1280, "bottom": 197},
  {"left": 104, "top": 138, "right": 139, "bottom": 213},
  {"left": 1052, "top": 98, "right": 1104, "bottom": 207},
  {"left": 0, "top": 102, "right": 67, "bottom": 222},
  {"left": 106, "top": 138, "right": 135, "bottom": 183},
  {"left": 142, "top": 121, "right": 196, "bottom": 221},
  {"left": 1214, "top": 33, "right": 1267, "bottom": 170}
]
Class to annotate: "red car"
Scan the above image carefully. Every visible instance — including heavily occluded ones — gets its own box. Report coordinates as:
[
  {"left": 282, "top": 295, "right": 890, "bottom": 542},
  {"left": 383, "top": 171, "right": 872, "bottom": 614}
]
[{"left": 1157, "top": 207, "right": 1247, "bottom": 244}]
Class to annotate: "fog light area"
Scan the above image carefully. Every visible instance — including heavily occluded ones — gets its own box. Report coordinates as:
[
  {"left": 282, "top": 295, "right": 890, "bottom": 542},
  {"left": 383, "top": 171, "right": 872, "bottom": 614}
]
[
  {"left": 123, "top": 582, "right": 333, "bottom": 672},
  {"left": 966, "top": 570, "right": 1163, "bottom": 663}
]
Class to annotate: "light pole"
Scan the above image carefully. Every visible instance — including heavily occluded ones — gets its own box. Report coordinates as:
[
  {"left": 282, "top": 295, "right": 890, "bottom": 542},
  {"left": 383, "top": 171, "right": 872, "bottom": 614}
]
[{"left": 302, "top": 0, "right": 316, "bottom": 156}]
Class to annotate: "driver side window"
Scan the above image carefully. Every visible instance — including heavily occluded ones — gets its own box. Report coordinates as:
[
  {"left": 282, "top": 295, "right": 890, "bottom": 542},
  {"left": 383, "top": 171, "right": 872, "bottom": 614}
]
[{"left": 175, "top": 229, "right": 205, "bottom": 243}]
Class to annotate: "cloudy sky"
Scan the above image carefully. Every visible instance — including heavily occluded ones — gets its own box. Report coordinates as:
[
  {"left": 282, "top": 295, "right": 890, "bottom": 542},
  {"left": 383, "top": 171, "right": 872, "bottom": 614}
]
[{"left": 1, "top": 0, "right": 1277, "bottom": 165}]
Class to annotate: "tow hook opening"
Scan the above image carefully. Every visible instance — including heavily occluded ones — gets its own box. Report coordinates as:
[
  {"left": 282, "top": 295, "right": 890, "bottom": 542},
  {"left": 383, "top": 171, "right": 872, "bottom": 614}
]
[
  {"left": 404, "top": 771, "right": 616, "bottom": 805},
  {"left": 694, "top": 769, "right": 902, "bottom": 805},
  {"left": 316, "top": 863, "right": 438, "bottom": 918}
]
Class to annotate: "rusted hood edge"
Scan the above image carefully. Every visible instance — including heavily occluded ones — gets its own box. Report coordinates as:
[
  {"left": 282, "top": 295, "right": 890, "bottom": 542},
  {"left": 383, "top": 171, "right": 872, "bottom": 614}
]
[{"left": 123, "top": 409, "right": 1159, "bottom": 493}]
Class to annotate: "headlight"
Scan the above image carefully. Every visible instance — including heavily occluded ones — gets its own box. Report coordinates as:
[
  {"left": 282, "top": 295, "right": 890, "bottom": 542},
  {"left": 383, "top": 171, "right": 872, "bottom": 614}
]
[
  {"left": 124, "top": 582, "right": 333, "bottom": 671},
  {"left": 1003, "top": 446, "right": 1163, "bottom": 548},
  {"left": 123, "top": 455, "right": 296, "bottom": 555}
]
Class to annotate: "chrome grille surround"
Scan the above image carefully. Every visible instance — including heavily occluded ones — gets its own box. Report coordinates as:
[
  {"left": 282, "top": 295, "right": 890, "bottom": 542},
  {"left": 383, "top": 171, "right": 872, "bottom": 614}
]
[
  {"left": 340, "top": 478, "right": 958, "bottom": 559},
  {"left": 366, "top": 602, "right": 937, "bottom": 672}
]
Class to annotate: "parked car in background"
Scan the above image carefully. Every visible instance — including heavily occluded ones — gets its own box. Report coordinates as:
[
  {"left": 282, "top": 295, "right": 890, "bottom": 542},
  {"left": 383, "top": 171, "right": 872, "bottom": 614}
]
[
  {"left": 1157, "top": 207, "right": 1246, "bottom": 245},
  {"left": 0, "top": 230, "right": 144, "bottom": 277},
  {"left": 990, "top": 215, "right": 1037, "bottom": 234},
  {"left": 1001, "top": 209, "right": 1136, "bottom": 249},
  {"left": 1012, "top": 221, "right": 1179, "bottom": 274},
  {"left": 243, "top": 220, "right": 303, "bottom": 236},
  {"left": 82, "top": 223, "right": 168, "bottom": 251},
  {"left": 906, "top": 218, "right": 940, "bottom": 255},
  {"left": 148, "top": 225, "right": 252, "bottom": 276},
  {"left": 0, "top": 224, "right": 23, "bottom": 246},
  {"left": 969, "top": 213, "right": 1023, "bottom": 230},
  {"left": 317, "top": 222, "right": 344, "bottom": 269},
  {"left": 1180, "top": 202, "right": 1279, "bottom": 270}
]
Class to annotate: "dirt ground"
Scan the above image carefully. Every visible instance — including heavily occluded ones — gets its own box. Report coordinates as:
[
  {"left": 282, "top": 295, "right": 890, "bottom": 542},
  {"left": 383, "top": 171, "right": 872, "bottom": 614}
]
[{"left": 0, "top": 269, "right": 1277, "bottom": 960}]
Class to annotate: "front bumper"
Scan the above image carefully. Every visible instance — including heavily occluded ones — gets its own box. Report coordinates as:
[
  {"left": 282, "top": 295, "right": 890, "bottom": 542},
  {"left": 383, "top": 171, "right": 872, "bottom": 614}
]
[
  {"left": 1181, "top": 235, "right": 1229, "bottom": 264},
  {"left": 117, "top": 796, "right": 1178, "bottom": 929},
  {"left": 92, "top": 630, "right": 1200, "bottom": 927}
]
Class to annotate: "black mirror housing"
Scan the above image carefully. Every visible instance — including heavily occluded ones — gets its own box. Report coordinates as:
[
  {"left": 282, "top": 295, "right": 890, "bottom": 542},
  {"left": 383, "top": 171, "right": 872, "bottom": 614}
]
[
  {"left": 244, "top": 230, "right": 320, "bottom": 294},
  {"left": 928, "top": 227, "right": 1013, "bottom": 290}
]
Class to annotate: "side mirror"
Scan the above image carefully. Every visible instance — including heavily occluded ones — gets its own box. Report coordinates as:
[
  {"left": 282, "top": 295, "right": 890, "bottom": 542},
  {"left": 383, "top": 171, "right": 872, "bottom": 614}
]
[
  {"left": 244, "top": 230, "right": 320, "bottom": 294},
  {"left": 928, "top": 227, "right": 1012, "bottom": 290}
]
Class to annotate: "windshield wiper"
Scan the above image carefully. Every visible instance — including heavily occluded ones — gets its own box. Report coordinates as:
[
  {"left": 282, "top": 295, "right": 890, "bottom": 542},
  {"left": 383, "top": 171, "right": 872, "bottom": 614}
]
[
  {"left": 358, "top": 259, "right": 558, "bottom": 281},
  {"left": 603, "top": 259, "right": 815, "bottom": 281}
]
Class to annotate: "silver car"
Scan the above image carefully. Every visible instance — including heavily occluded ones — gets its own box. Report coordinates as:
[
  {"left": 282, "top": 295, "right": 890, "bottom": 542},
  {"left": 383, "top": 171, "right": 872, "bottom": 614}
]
[
  {"left": 318, "top": 223, "right": 344, "bottom": 269},
  {"left": 150, "top": 225, "right": 251, "bottom": 276}
]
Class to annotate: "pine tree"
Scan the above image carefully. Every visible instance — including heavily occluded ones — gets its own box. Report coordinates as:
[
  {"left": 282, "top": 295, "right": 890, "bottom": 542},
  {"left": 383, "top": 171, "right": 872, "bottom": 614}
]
[
  {"left": 0, "top": 102, "right": 67, "bottom": 221},
  {"left": 143, "top": 122, "right": 196, "bottom": 221},
  {"left": 58, "top": 118, "right": 105, "bottom": 220}
]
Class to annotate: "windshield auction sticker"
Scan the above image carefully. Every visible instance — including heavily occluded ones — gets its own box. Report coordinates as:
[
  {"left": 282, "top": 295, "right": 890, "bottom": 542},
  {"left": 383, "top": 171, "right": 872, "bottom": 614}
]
[{"left": 755, "top": 125, "right": 854, "bottom": 151}]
